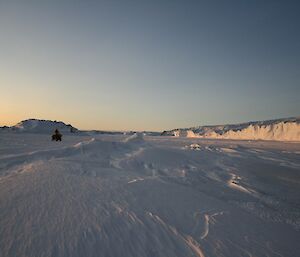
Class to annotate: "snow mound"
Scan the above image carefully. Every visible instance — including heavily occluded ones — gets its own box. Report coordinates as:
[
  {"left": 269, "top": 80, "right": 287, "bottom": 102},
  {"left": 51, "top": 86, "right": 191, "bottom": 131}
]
[
  {"left": 124, "top": 133, "right": 145, "bottom": 143},
  {"left": 162, "top": 117, "right": 300, "bottom": 141},
  {"left": 10, "top": 119, "right": 78, "bottom": 133}
]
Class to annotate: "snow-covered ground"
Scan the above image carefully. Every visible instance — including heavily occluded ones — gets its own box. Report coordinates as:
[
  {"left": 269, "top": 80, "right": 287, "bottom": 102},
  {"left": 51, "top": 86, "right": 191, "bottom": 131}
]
[
  {"left": 0, "top": 132, "right": 300, "bottom": 257},
  {"left": 162, "top": 117, "right": 300, "bottom": 141}
]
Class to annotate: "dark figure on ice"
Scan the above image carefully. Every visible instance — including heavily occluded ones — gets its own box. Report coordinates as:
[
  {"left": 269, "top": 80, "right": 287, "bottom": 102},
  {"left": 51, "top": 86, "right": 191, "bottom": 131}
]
[{"left": 52, "top": 129, "right": 62, "bottom": 141}]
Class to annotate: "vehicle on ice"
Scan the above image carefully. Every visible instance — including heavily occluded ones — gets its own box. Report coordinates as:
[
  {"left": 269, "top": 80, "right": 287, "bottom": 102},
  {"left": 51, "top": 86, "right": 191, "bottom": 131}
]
[{"left": 52, "top": 129, "right": 62, "bottom": 141}]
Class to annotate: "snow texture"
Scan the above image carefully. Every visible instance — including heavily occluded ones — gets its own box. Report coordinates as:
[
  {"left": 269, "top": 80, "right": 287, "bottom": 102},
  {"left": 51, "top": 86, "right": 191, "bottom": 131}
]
[
  {"left": 6, "top": 119, "right": 78, "bottom": 133},
  {"left": 0, "top": 133, "right": 300, "bottom": 257},
  {"left": 162, "top": 117, "right": 300, "bottom": 141}
]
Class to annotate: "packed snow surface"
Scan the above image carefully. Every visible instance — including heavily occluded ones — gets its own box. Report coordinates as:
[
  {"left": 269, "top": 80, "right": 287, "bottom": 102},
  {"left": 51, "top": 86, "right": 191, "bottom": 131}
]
[
  {"left": 0, "top": 133, "right": 300, "bottom": 257},
  {"left": 162, "top": 117, "right": 300, "bottom": 141}
]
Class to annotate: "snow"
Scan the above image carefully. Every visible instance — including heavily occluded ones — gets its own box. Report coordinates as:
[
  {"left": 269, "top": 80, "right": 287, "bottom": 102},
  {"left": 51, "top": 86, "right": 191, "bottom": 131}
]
[
  {"left": 8, "top": 119, "right": 78, "bottom": 133},
  {"left": 123, "top": 132, "right": 145, "bottom": 143},
  {"left": 0, "top": 133, "right": 300, "bottom": 257},
  {"left": 163, "top": 117, "right": 300, "bottom": 141}
]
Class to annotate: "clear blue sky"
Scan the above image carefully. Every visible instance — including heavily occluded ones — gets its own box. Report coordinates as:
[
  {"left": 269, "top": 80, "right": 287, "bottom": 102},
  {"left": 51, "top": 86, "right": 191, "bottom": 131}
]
[{"left": 1, "top": 0, "right": 299, "bottom": 131}]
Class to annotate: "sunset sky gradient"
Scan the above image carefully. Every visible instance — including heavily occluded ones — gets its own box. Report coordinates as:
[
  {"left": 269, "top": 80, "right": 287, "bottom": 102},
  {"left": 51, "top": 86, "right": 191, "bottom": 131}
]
[{"left": 1, "top": 1, "right": 299, "bottom": 131}]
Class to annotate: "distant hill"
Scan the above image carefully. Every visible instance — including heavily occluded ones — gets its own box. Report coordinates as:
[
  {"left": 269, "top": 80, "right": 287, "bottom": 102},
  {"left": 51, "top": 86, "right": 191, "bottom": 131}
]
[
  {"left": 161, "top": 117, "right": 300, "bottom": 141},
  {"left": 0, "top": 119, "right": 161, "bottom": 136},
  {"left": 7, "top": 119, "right": 78, "bottom": 133}
]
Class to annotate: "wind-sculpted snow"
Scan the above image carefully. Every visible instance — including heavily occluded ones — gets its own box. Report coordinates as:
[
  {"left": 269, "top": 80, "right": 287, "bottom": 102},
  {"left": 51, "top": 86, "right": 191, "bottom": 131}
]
[
  {"left": 123, "top": 132, "right": 145, "bottom": 143},
  {"left": 0, "top": 133, "right": 300, "bottom": 257},
  {"left": 162, "top": 116, "right": 300, "bottom": 141}
]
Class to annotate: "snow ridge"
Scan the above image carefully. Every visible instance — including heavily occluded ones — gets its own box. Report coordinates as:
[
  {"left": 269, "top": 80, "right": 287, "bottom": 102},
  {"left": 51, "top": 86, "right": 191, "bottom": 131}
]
[{"left": 162, "top": 117, "right": 300, "bottom": 141}]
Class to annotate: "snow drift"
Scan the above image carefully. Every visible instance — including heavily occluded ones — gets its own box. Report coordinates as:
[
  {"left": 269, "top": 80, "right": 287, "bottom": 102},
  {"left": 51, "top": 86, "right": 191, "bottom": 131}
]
[
  {"left": 162, "top": 117, "right": 300, "bottom": 141},
  {"left": 123, "top": 132, "right": 145, "bottom": 143},
  {"left": 1, "top": 133, "right": 300, "bottom": 257}
]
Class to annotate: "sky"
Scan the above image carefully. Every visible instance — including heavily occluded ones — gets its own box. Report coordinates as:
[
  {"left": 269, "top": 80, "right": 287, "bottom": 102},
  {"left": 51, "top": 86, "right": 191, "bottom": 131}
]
[{"left": 0, "top": 0, "right": 299, "bottom": 131}]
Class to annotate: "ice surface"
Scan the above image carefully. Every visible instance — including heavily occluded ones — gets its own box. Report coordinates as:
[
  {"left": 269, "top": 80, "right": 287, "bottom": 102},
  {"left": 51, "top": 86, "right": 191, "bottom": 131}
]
[{"left": 0, "top": 133, "right": 300, "bottom": 257}]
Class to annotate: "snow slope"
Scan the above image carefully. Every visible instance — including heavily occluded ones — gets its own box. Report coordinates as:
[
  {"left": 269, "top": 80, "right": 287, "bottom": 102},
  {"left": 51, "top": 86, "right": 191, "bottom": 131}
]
[
  {"left": 0, "top": 133, "right": 300, "bottom": 257},
  {"left": 162, "top": 117, "right": 300, "bottom": 141},
  {"left": 9, "top": 119, "right": 78, "bottom": 133}
]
